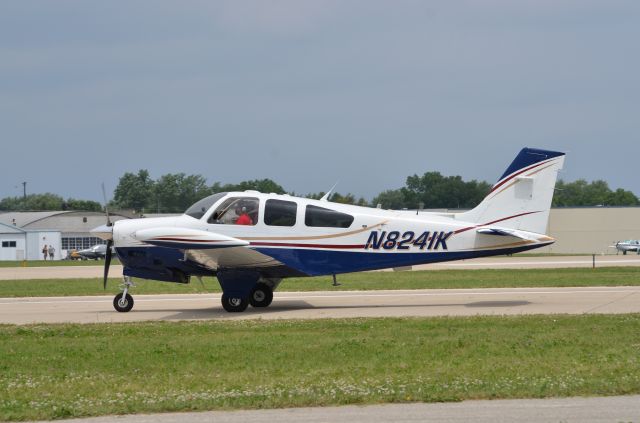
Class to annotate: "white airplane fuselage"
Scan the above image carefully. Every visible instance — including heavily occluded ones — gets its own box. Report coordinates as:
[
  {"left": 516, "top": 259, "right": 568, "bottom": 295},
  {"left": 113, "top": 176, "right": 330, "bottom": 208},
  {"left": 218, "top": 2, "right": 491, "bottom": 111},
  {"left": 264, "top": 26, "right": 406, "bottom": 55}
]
[{"left": 112, "top": 196, "right": 554, "bottom": 280}]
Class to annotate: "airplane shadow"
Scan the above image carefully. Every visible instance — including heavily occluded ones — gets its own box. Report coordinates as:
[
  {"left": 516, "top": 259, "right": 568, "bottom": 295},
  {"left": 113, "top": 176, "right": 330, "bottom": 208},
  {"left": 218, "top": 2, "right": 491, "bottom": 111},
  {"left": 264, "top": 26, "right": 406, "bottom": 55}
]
[{"left": 109, "top": 300, "right": 531, "bottom": 321}]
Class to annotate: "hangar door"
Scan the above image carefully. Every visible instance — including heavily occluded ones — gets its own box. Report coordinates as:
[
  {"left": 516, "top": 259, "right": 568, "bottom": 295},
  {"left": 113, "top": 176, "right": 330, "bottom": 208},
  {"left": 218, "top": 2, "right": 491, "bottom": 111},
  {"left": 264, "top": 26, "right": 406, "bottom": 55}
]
[{"left": 0, "top": 240, "right": 18, "bottom": 260}]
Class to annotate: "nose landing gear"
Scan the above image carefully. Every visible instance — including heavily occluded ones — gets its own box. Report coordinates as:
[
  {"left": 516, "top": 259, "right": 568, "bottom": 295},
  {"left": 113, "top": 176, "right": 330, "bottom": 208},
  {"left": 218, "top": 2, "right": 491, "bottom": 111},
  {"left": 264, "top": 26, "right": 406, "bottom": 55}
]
[{"left": 113, "top": 276, "right": 135, "bottom": 312}]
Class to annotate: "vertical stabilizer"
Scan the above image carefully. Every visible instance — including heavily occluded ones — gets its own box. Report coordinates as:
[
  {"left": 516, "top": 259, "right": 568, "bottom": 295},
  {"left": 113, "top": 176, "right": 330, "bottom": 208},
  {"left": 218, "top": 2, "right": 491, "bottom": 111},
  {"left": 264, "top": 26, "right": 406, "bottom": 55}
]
[{"left": 456, "top": 148, "right": 565, "bottom": 234}]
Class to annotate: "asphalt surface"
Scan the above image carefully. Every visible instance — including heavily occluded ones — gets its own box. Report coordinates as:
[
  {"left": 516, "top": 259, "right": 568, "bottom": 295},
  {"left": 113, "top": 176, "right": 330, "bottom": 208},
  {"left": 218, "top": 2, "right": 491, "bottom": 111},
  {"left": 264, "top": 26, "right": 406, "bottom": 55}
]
[
  {"left": 27, "top": 395, "right": 640, "bottom": 423},
  {"left": 2, "top": 255, "right": 640, "bottom": 280},
  {"left": 2, "top": 286, "right": 639, "bottom": 324}
]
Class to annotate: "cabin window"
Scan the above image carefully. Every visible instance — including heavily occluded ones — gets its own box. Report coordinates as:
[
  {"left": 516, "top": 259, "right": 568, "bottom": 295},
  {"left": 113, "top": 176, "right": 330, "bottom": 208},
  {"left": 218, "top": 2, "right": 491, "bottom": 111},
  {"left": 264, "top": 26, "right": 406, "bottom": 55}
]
[
  {"left": 305, "top": 205, "right": 354, "bottom": 228},
  {"left": 264, "top": 199, "right": 297, "bottom": 227},
  {"left": 208, "top": 197, "right": 259, "bottom": 226}
]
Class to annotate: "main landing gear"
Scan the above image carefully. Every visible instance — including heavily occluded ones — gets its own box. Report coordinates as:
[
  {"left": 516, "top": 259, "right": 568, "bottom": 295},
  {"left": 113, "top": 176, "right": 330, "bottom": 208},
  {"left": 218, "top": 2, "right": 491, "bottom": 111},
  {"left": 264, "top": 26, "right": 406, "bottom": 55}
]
[
  {"left": 113, "top": 276, "right": 135, "bottom": 312},
  {"left": 217, "top": 270, "right": 278, "bottom": 312},
  {"left": 109, "top": 272, "right": 278, "bottom": 313}
]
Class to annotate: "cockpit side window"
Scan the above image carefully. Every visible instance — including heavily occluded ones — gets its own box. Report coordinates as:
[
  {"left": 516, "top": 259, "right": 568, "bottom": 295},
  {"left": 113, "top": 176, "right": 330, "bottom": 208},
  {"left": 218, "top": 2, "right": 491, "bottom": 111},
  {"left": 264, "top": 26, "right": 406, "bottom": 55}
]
[
  {"left": 264, "top": 199, "right": 297, "bottom": 227},
  {"left": 305, "top": 205, "right": 354, "bottom": 228},
  {"left": 208, "top": 197, "right": 259, "bottom": 225},
  {"left": 184, "top": 192, "right": 228, "bottom": 219}
]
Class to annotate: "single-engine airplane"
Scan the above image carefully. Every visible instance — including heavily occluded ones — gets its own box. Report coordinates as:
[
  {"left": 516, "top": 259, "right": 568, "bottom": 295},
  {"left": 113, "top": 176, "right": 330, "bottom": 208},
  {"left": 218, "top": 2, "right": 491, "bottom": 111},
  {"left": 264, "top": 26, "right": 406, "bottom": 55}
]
[
  {"left": 610, "top": 240, "right": 640, "bottom": 255},
  {"left": 92, "top": 147, "right": 565, "bottom": 313},
  {"left": 77, "top": 244, "right": 111, "bottom": 260}
]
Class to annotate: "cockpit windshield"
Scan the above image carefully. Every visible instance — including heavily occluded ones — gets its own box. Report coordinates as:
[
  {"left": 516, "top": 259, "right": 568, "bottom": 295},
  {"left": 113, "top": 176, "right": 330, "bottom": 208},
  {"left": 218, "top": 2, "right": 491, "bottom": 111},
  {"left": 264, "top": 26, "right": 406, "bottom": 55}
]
[{"left": 184, "top": 192, "right": 228, "bottom": 219}]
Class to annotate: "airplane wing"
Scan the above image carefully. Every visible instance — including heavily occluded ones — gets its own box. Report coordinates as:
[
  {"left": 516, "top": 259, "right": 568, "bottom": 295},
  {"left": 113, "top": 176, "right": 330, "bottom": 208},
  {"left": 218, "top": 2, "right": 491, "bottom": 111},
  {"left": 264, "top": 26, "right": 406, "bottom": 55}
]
[
  {"left": 133, "top": 227, "right": 249, "bottom": 249},
  {"left": 133, "top": 227, "right": 287, "bottom": 275}
]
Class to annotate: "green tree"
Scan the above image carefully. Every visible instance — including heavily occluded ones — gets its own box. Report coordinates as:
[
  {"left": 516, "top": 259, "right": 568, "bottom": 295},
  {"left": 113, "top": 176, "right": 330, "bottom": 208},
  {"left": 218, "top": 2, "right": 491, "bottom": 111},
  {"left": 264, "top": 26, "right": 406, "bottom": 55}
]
[
  {"left": 0, "top": 194, "right": 104, "bottom": 211},
  {"left": 0, "top": 196, "right": 23, "bottom": 210},
  {"left": 305, "top": 192, "right": 368, "bottom": 206},
  {"left": 608, "top": 188, "right": 640, "bottom": 206},
  {"left": 0, "top": 193, "right": 65, "bottom": 211},
  {"left": 112, "top": 170, "right": 155, "bottom": 212},
  {"left": 372, "top": 189, "right": 407, "bottom": 209},
  {"left": 63, "top": 198, "right": 103, "bottom": 211},
  {"left": 154, "top": 173, "right": 212, "bottom": 213},
  {"left": 212, "top": 179, "right": 286, "bottom": 195},
  {"left": 553, "top": 179, "right": 639, "bottom": 206},
  {"left": 401, "top": 172, "right": 490, "bottom": 209}
]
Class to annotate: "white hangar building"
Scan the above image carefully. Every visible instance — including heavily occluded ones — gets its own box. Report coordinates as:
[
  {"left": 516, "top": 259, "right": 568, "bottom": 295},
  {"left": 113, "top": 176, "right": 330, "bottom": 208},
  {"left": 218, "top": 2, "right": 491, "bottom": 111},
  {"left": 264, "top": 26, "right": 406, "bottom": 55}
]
[
  {"left": 0, "top": 211, "right": 130, "bottom": 260},
  {"left": 0, "top": 222, "right": 61, "bottom": 261}
]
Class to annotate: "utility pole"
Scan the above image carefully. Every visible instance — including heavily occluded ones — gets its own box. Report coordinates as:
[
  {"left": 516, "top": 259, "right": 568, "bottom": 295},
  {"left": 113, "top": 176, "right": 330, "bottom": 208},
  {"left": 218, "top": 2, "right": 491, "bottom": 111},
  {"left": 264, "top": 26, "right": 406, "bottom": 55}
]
[{"left": 22, "top": 182, "right": 26, "bottom": 200}]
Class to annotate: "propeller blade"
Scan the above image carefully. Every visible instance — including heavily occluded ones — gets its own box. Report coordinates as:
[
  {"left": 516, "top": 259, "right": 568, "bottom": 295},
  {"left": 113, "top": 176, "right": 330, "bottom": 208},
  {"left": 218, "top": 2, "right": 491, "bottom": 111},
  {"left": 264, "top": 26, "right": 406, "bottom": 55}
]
[
  {"left": 103, "top": 239, "right": 113, "bottom": 290},
  {"left": 101, "top": 183, "right": 112, "bottom": 227}
]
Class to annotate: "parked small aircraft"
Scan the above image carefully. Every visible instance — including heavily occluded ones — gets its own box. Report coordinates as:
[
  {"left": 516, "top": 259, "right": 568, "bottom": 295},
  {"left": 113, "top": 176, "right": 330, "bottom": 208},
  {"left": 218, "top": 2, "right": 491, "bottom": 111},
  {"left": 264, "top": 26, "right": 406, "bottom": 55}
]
[
  {"left": 93, "top": 147, "right": 565, "bottom": 313},
  {"left": 610, "top": 240, "right": 640, "bottom": 255},
  {"left": 77, "top": 244, "right": 110, "bottom": 260}
]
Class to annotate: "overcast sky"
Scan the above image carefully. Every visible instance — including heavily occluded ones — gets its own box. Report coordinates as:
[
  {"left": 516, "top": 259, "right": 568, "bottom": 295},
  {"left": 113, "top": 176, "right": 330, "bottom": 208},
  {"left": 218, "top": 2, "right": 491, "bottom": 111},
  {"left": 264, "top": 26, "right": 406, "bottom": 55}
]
[{"left": 1, "top": 0, "right": 638, "bottom": 203}]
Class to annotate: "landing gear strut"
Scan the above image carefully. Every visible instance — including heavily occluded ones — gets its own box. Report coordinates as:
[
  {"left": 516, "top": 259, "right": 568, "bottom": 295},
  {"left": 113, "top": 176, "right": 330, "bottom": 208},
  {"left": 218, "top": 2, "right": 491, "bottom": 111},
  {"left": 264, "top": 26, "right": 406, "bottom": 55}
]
[{"left": 113, "top": 276, "right": 135, "bottom": 312}]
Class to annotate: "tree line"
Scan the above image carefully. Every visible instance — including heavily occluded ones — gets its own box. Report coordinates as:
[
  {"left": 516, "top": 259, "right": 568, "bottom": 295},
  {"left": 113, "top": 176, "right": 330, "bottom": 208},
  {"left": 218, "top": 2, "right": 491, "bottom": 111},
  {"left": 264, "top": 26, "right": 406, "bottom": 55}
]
[
  {"left": 0, "top": 194, "right": 103, "bottom": 212},
  {"left": 1, "top": 170, "right": 638, "bottom": 213}
]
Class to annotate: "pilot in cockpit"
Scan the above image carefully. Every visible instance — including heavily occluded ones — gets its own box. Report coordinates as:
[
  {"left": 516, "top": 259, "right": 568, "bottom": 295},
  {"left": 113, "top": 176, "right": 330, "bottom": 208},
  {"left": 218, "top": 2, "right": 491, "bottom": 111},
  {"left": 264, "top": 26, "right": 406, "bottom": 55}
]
[{"left": 234, "top": 204, "right": 253, "bottom": 225}]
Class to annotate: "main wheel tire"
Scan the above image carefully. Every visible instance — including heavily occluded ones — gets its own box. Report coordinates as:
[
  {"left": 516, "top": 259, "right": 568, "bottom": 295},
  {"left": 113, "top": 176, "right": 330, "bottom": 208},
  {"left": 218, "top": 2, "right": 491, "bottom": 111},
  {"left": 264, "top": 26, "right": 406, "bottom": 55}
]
[
  {"left": 113, "top": 293, "right": 134, "bottom": 312},
  {"left": 249, "top": 283, "right": 273, "bottom": 308},
  {"left": 221, "top": 294, "right": 249, "bottom": 312}
]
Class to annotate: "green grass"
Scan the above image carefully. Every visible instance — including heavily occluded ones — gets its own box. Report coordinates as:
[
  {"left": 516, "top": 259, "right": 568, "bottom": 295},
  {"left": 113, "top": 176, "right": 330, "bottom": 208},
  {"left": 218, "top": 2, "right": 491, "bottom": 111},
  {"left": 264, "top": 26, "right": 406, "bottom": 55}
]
[
  {"left": 0, "top": 259, "right": 120, "bottom": 268},
  {"left": 1, "top": 267, "right": 639, "bottom": 298},
  {"left": 1, "top": 315, "right": 639, "bottom": 420},
  {"left": 0, "top": 277, "right": 212, "bottom": 297}
]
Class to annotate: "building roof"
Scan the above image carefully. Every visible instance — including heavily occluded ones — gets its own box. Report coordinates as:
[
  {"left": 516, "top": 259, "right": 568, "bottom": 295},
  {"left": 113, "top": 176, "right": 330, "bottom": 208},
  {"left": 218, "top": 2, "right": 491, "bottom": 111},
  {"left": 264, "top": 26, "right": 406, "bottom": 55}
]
[
  {"left": 0, "top": 211, "right": 130, "bottom": 228},
  {"left": 0, "top": 211, "right": 66, "bottom": 228},
  {"left": 0, "top": 222, "right": 26, "bottom": 234},
  {"left": 0, "top": 211, "right": 131, "bottom": 236},
  {"left": 0, "top": 221, "right": 59, "bottom": 234}
]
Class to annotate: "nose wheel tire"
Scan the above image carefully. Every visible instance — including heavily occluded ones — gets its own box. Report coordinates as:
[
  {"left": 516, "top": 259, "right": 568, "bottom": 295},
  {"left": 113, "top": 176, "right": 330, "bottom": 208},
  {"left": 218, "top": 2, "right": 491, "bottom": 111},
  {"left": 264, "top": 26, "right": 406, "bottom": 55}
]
[
  {"left": 113, "top": 292, "right": 134, "bottom": 313},
  {"left": 249, "top": 283, "right": 273, "bottom": 308},
  {"left": 221, "top": 294, "right": 249, "bottom": 312}
]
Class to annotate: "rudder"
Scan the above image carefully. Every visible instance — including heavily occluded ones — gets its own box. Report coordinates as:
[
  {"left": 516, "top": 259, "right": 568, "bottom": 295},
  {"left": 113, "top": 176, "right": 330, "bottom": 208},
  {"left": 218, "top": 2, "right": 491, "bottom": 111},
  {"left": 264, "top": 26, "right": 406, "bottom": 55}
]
[{"left": 455, "top": 148, "right": 566, "bottom": 234}]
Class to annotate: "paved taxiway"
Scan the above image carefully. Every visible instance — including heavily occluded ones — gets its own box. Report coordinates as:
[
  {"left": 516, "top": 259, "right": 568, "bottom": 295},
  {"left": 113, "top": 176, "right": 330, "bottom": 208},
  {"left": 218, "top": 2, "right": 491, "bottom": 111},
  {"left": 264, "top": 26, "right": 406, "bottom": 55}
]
[
  {"left": 1, "top": 255, "right": 639, "bottom": 281},
  {"left": 30, "top": 395, "right": 640, "bottom": 423},
  {"left": 2, "top": 286, "right": 639, "bottom": 325}
]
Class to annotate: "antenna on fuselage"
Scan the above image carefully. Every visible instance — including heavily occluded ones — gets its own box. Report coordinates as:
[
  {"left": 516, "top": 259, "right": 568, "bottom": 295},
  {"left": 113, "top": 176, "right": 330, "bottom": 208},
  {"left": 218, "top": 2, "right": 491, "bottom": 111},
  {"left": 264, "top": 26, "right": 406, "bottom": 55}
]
[{"left": 320, "top": 181, "right": 339, "bottom": 202}]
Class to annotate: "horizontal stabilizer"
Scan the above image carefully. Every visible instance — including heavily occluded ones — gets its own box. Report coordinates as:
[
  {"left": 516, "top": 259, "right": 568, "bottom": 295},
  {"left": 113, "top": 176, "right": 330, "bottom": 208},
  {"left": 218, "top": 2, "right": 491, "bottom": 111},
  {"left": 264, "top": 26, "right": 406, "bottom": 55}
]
[
  {"left": 133, "top": 227, "right": 249, "bottom": 249},
  {"left": 476, "top": 227, "right": 538, "bottom": 241}
]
